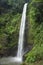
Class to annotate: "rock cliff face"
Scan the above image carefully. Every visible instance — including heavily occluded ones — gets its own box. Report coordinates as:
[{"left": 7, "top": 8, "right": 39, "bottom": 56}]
[
  {"left": 0, "top": 0, "right": 30, "bottom": 57},
  {"left": 0, "top": 0, "right": 43, "bottom": 65}
]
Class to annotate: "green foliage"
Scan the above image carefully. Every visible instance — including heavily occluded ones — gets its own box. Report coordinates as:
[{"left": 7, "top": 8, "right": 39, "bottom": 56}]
[
  {"left": 0, "top": 13, "right": 21, "bottom": 55},
  {"left": 25, "top": 1, "right": 43, "bottom": 63},
  {"left": 0, "top": 0, "right": 29, "bottom": 14},
  {"left": 25, "top": 44, "right": 43, "bottom": 62},
  {"left": 22, "top": 61, "right": 43, "bottom": 65}
]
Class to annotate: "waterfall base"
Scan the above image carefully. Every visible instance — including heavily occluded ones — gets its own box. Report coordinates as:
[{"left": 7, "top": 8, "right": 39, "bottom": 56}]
[
  {"left": 12, "top": 57, "right": 22, "bottom": 62},
  {"left": 0, "top": 57, "right": 22, "bottom": 65}
]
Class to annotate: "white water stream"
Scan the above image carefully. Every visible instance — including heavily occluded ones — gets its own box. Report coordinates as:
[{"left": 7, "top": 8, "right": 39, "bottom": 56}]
[{"left": 17, "top": 3, "right": 27, "bottom": 61}]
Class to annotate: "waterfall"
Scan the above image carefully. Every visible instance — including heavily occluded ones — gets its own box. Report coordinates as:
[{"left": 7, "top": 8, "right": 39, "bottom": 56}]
[
  {"left": 17, "top": 3, "right": 27, "bottom": 61},
  {"left": 0, "top": 3, "right": 28, "bottom": 64}
]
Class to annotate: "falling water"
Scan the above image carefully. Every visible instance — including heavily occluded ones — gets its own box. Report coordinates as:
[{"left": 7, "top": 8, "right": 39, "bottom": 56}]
[
  {"left": 17, "top": 3, "right": 27, "bottom": 61},
  {"left": 0, "top": 3, "right": 27, "bottom": 65}
]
